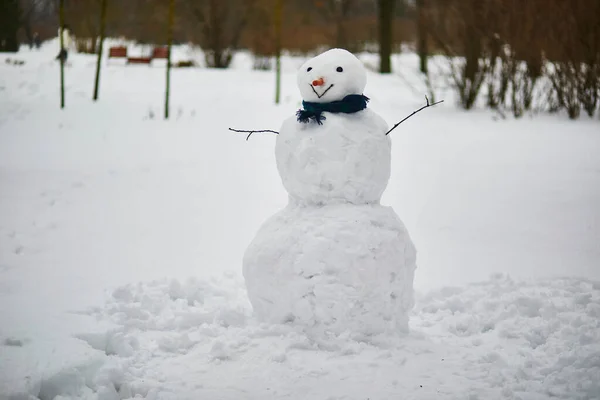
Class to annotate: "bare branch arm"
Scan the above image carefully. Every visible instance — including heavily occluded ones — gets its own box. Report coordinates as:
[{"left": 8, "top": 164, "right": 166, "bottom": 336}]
[
  {"left": 385, "top": 96, "right": 444, "bottom": 136},
  {"left": 229, "top": 128, "right": 279, "bottom": 141}
]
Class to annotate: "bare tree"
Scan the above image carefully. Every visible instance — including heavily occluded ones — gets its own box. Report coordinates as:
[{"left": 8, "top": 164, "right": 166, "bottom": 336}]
[
  {"left": 165, "top": 0, "right": 175, "bottom": 119},
  {"left": 543, "top": 0, "right": 600, "bottom": 119},
  {"left": 377, "top": 0, "right": 395, "bottom": 73},
  {"left": 185, "top": 0, "right": 256, "bottom": 68},
  {"left": 93, "top": 0, "right": 108, "bottom": 101},
  {"left": 19, "top": 0, "right": 45, "bottom": 47},
  {"left": 59, "top": 0, "right": 65, "bottom": 109},
  {"left": 314, "top": 0, "right": 357, "bottom": 49},
  {"left": 244, "top": 0, "right": 273, "bottom": 70},
  {"left": 428, "top": 0, "right": 489, "bottom": 109},
  {"left": 333, "top": 0, "right": 355, "bottom": 49},
  {"left": 274, "top": 0, "right": 283, "bottom": 104},
  {"left": 0, "top": 0, "right": 20, "bottom": 52},
  {"left": 62, "top": 0, "right": 103, "bottom": 53},
  {"left": 416, "top": 0, "right": 427, "bottom": 73}
]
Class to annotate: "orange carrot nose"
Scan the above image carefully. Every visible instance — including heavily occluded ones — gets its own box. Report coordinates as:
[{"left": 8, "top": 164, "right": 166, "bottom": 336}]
[{"left": 312, "top": 77, "right": 325, "bottom": 86}]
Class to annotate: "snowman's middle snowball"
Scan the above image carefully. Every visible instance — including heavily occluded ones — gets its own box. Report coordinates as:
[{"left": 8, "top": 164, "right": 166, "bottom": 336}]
[{"left": 276, "top": 109, "right": 391, "bottom": 205}]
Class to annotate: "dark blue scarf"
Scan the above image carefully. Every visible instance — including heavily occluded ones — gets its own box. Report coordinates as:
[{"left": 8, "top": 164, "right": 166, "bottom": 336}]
[{"left": 296, "top": 94, "right": 369, "bottom": 125}]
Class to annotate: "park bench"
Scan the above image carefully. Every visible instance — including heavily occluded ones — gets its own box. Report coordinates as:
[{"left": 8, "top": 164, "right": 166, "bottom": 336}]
[
  {"left": 108, "top": 46, "right": 127, "bottom": 59},
  {"left": 127, "top": 56, "right": 152, "bottom": 64},
  {"left": 152, "top": 47, "right": 169, "bottom": 59},
  {"left": 107, "top": 46, "right": 151, "bottom": 64},
  {"left": 107, "top": 45, "right": 191, "bottom": 67}
]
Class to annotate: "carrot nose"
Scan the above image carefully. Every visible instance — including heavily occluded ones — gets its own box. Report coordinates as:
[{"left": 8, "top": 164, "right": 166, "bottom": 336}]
[{"left": 312, "top": 77, "right": 325, "bottom": 87}]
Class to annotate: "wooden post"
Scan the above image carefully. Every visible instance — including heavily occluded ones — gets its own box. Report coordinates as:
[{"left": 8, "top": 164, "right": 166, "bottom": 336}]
[
  {"left": 59, "top": 0, "right": 65, "bottom": 109},
  {"left": 165, "top": 0, "right": 175, "bottom": 119},
  {"left": 93, "top": 0, "right": 108, "bottom": 101},
  {"left": 274, "top": 0, "right": 283, "bottom": 104}
]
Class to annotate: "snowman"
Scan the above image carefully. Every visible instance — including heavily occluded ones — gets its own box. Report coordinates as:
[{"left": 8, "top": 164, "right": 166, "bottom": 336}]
[{"left": 242, "top": 48, "right": 417, "bottom": 336}]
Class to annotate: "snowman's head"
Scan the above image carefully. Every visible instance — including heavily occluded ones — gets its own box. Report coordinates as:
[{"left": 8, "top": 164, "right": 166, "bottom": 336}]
[{"left": 297, "top": 48, "right": 367, "bottom": 103}]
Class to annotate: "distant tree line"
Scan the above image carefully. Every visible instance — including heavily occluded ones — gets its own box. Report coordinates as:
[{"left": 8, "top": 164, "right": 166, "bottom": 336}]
[
  {"left": 2, "top": 0, "right": 598, "bottom": 119},
  {"left": 2, "top": 1, "right": 415, "bottom": 61},
  {"left": 425, "top": 0, "right": 600, "bottom": 119}
]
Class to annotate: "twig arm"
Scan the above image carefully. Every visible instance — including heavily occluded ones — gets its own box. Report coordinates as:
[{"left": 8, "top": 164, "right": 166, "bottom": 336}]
[
  {"left": 385, "top": 96, "right": 444, "bottom": 136},
  {"left": 229, "top": 128, "right": 279, "bottom": 141}
]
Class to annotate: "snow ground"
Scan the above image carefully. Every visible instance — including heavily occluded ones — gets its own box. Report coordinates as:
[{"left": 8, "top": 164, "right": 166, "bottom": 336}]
[{"left": 0, "top": 41, "right": 599, "bottom": 399}]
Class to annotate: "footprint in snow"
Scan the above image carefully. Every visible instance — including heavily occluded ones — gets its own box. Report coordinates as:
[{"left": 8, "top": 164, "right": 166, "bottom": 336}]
[{"left": 3, "top": 337, "right": 30, "bottom": 347}]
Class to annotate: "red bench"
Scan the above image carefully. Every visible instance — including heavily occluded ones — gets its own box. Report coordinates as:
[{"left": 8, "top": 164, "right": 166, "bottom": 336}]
[
  {"left": 152, "top": 47, "right": 169, "bottom": 59},
  {"left": 108, "top": 46, "right": 127, "bottom": 59},
  {"left": 107, "top": 46, "right": 184, "bottom": 66},
  {"left": 127, "top": 56, "right": 152, "bottom": 64}
]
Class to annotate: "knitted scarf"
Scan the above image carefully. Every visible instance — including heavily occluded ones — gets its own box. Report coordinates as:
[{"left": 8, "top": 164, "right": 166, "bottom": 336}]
[{"left": 296, "top": 94, "right": 369, "bottom": 125}]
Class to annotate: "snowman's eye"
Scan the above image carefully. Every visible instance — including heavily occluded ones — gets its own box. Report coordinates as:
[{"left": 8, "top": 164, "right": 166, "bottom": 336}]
[
  {"left": 307, "top": 67, "right": 312, "bottom": 72},
  {"left": 336, "top": 66, "right": 343, "bottom": 72}
]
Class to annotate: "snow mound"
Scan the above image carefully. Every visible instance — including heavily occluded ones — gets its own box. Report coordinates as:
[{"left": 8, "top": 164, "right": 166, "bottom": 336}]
[
  {"left": 26, "top": 273, "right": 596, "bottom": 400},
  {"left": 87, "top": 273, "right": 251, "bottom": 333},
  {"left": 243, "top": 203, "right": 416, "bottom": 335},
  {"left": 413, "top": 274, "right": 600, "bottom": 399}
]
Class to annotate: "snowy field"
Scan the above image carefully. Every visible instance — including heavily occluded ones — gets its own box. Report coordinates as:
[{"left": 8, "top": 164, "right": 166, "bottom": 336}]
[{"left": 1, "top": 41, "right": 599, "bottom": 399}]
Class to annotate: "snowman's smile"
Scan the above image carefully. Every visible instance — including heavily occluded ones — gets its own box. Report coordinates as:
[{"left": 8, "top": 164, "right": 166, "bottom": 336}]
[{"left": 310, "top": 83, "right": 334, "bottom": 99}]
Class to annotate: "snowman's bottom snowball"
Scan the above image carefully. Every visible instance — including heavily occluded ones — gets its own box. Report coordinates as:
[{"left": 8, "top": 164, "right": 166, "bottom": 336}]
[{"left": 242, "top": 203, "right": 417, "bottom": 335}]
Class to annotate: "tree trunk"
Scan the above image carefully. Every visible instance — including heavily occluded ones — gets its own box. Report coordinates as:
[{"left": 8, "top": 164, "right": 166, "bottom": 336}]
[
  {"left": 24, "top": 21, "right": 33, "bottom": 49},
  {"left": 0, "top": 0, "right": 20, "bottom": 52},
  {"left": 165, "top": 0, "right": 175, "bottom": 119},
  {"left": 59, "top": 0, "right": 65, "bottom": 109},
  {"left": 334, "top": 0, "right": 349, "bottom": 49},
  {"left": 191, "top": 0, "right": 254, "bottom": 69},
  {"left": 93, "top": 0, "right": 108, "bottom": 101},
  {"left": 335, "top": 13, "right": 346, "bottom": 49},
  {"left": 207, "top": 0, "right": 227, "bottom": 68},
  {"left": 274, "top": 0, "right": 283, "bottom": 104},
  {"left": 377, "top": 0, "right": 395, "bottom": 73},
  {"left": 416, "top": 0, "right": 427, "bottom": 74}
]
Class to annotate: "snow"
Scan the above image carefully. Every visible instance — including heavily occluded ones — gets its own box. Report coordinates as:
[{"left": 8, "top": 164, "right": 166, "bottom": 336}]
[{"left": 1, "top": 41, "right": 600, "bottom": 399}]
